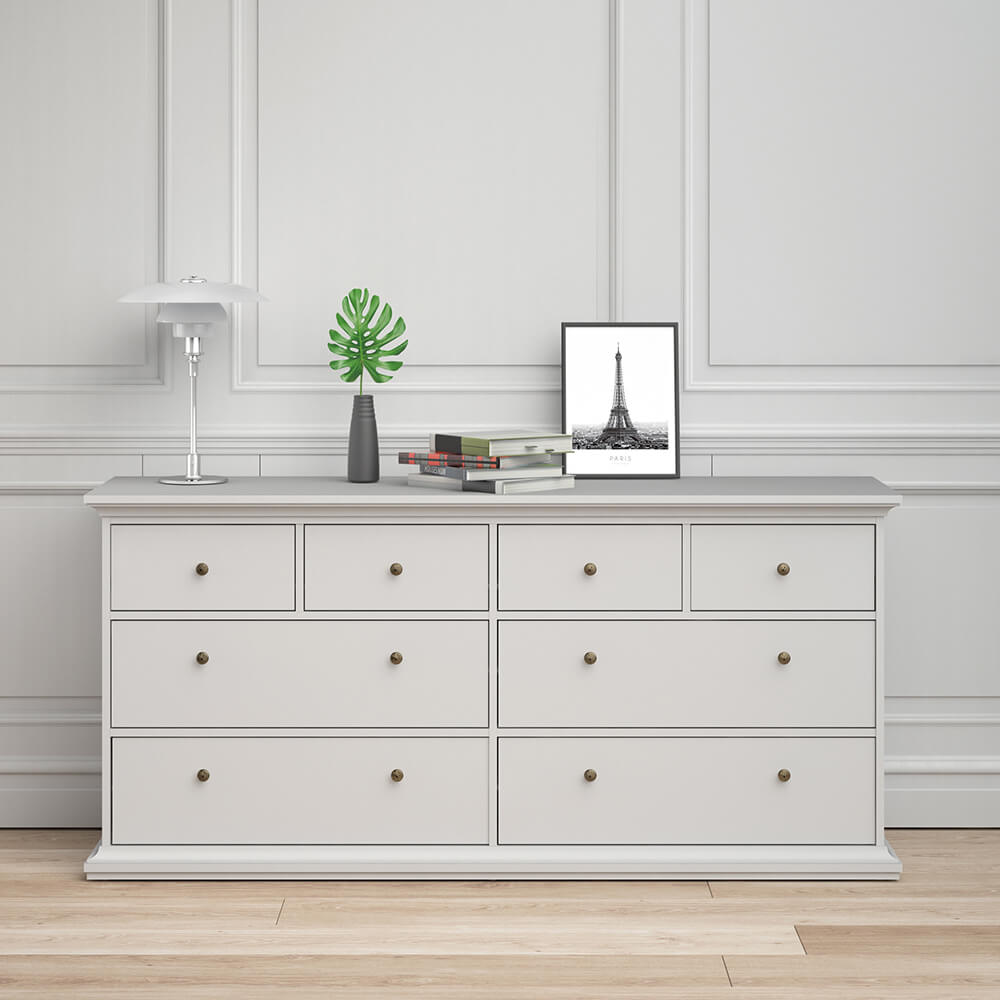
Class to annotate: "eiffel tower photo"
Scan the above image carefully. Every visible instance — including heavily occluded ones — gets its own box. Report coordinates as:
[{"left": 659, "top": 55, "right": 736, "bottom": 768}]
[
  {"left": 565, "top": 323, "right": 676, "bottom": 471},
  {"left": 595, "top": 344, "right": 646, "bottom": 447}
]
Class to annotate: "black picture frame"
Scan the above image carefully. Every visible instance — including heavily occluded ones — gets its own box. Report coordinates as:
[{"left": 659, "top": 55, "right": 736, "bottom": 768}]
[{"left": 561, "top": 322, "right": 680, "bottom": 479}]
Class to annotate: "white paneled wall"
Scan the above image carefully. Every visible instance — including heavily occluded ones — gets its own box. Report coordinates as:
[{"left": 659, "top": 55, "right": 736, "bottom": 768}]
[{"left": 0, "top": 0, "right": 997, "bottom": 825}]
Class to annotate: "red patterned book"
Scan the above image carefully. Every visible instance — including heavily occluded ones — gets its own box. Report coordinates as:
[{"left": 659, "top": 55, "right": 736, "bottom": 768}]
[{"left": 398, "top": 451, "right": 561, "bottom": 470}]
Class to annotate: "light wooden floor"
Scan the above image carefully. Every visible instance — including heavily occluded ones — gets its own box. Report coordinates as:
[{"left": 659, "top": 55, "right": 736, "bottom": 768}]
[{"left": 1, "top": 830, "right": 998, "bottom": 998}]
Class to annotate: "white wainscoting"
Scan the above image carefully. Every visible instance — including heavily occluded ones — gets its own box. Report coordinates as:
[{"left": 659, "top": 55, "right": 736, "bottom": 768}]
[{"left": 1, "top": 0, "right": 998, "bottom": 826}]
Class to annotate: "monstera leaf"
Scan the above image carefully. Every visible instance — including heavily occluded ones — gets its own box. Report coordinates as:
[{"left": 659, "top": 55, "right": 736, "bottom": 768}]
[{"left": 328, "top": 288, "right": 407, "bottom": 394}]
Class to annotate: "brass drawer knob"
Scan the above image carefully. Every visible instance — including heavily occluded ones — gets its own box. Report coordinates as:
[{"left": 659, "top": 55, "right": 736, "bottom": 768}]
[
  {"left": 583, "top": 651, "right": 597, "bottom": 665},
  {"left": 583, "top": 768, "right": 597, "bottom": 782},
  {"left": 195, "top": 651, "right": 210, "bottom": 665},
  {"left": 583, "top": 562, "right": 598, "bottom": 576},
  {"left": 777, "top": 651, "right": 791, "bottom": 666},
  {"left": 777, "top": 768, "right": 791, "bottom": 783},
  {"left": 776, "top": 562, "right": 790, "bottom": 576},
  {"left": 390, "top": 768, "right": 404, "bottom": 782},
  {"left": 196, "top": 768, "right": 210, "bottom": 782},
  {"left": 195, "top": 562, "right": 209, "bottom": 576},
  {"left": 389, "top": 651, "right": 403, "bottom": 665},
  {"left": 389, "top": 562, "right": 403, "bottom": 576}
]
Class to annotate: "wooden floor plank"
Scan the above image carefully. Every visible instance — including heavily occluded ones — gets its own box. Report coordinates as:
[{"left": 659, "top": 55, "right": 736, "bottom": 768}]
[
  {"left": 0, "top": 924, "right": 804, "bottom": 956},
  {"left": 726, "top": 953, "right": 1000, "bottom": 988},
  {"left": 0, "top": 953, "right": 729, "bottom": 992},
  {"left": 0, "top": 900, "right": 283, "bottom": 930},
  {"left": 795, "top": 924, "right": 1000, "bottom": 956}
]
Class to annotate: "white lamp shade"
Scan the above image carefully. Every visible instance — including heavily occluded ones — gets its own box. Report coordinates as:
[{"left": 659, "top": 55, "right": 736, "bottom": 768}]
[
  {"left": 118, "top": 277, "right": 266, "bottom": 304},
  {"left": 155, "top": 302, "right": 228, "bottom": 325}
]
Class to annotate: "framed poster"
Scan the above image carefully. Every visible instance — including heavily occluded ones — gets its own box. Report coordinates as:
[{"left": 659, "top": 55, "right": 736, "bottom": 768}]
[{"left": 562, "top": 322, "right": 679, "bottom": 479}]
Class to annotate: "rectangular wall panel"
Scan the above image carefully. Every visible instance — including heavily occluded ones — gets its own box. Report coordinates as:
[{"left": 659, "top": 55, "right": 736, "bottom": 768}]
[
  {"left": 885, "top": 503, "right": 1000, "bottom": 698},
  {"left": 0, "top": 503, "right": 101, "bottom": 697},
  {"left": 706, "top": 0, "right": 1000, "bottom": 366},
  {"left": 0, "top": 0, "right": 159, "bottom": 368},
  {"left": 256, "top": 0, "right": 610, "bottom": 367}
]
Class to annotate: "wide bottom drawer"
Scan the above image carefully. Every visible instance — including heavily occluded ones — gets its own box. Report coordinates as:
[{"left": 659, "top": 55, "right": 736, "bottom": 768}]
[
  {"left": 112, "top": 737, "right": 488, "bottom": 845},
  {"left": 499, "top": 737, "right": 874, "bottom": 846}
]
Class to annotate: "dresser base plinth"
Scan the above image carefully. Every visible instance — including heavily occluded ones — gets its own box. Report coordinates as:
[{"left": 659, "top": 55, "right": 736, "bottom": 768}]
[{"left": 85, "top": 840, "right": 902, "bottom": 880}]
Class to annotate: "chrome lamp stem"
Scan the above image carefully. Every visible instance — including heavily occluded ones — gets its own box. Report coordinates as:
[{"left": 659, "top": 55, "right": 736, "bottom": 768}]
[{"left": 159, "top": 326, "right": 227, "bottom": 486}]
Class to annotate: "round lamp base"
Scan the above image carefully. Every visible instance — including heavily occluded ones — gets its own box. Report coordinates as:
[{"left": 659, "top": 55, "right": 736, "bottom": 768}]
[{"left": 159, "top": 475, "right": 228, "bottom": 486}]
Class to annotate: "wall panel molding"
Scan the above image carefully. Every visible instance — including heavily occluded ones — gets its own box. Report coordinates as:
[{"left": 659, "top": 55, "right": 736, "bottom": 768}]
[
  {"left": 232, "top": 0, "right": 621, "bottom": 392},
  {"left": 0, "top": 756, "right": 101, "bottom": 776},
  {"left": 0, "top": 0, "right": 167, "bottom": 393},
  {"left": 4, "top": 424, "right": 1000, "bottom": 462},
  {"left": 682, "top": 0, "right": 1000, "bottom": 393}
]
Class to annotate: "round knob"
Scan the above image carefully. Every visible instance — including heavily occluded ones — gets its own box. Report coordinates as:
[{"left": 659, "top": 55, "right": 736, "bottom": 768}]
[
  {"left": 777, "top": 651, "right": 791, "bottom": 666},
  {"left": 195, "top": 651, "right": 210, "bottom": 665},
  {"left": 583, "top": 768, "right": 597, "bottom": 782},
  {"left": 583, "top": 651, "right": 598, "bottom": 665},
  {"left": 583, "top": 562, "right": 598, "bottom": 576},
  {"left": 195, "top": 562, "right": 209, "bottom": 576},
  {"left": 196, "top": 768, "right": 210, "bottom": 782},
  {"left": 390, "top": 768, "right": 404, "bottom": 782},
  {"left": 389, "top": 651, "right": 403, "bottom": 665},
  {"left": 389, "top": 562, "right": 403, "bottom": 577},
  {"left": 776, "top": 562, "right": 790, "bottom": 577},
  {"left": 777, "top": 768, "right": 791, "bottom": 783}
]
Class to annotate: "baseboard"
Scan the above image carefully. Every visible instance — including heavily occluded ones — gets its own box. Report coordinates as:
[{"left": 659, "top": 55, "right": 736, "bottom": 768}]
[
  {"left": 886, "top": 789, "right": 1000, "bottom": 827},
  {"left": 884, "top": 754, "right": 1000, "bottom": 827},
  {"left": 0, "top": 785, "right": 100, "bottom": 827}
]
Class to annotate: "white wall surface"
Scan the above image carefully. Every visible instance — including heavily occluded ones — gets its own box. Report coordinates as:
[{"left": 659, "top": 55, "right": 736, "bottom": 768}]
[{"left": 0, "top": 0, "right": 997, "bottom": 826}]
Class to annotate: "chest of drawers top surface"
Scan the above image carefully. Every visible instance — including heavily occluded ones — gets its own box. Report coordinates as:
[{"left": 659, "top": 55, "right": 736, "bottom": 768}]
[{"left": 86, "top": 476, "right": 900, "bottom": 513}]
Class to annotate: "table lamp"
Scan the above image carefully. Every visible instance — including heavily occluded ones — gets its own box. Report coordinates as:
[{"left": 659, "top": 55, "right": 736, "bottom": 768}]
[{"left": 119, "top": 276, "right": 265, "bottom": 485}]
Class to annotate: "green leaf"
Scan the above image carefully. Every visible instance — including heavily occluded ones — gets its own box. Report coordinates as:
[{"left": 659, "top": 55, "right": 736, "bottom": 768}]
[
  {"left": 376, "top": 339, "right": 408, "bottom": 357},
  {"left": 372, "top": 317, "right": 406, "bottom": 349},
  {"left": 369, "top": 303, "right": 393, "bottom": 337},
  {"left": 328, "top": 328, "right": 354, "bottom": 349},
  {"left": 327, "top": 287, "right": 408, "bottom": 388}
]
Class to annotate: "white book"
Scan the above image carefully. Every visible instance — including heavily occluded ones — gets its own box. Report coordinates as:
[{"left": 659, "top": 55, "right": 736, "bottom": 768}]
[
  {"left": 407, "top": 473, "right": 575, "bottom": 494},
  {"left": 406, "top": 472, "right": 463, "bottom": 491},
  {"left": 469, "top": 476, "right": 575, "bottom": 495}
]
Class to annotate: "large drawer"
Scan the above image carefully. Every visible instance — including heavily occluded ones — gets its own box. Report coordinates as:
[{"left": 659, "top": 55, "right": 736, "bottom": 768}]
[
  {"left": 112, "top": 737, "right": 489, "bottom": 845},
  {"left": 691, "top": 524, "right": 875, "bottom": 611},
  {"left": 498, "top": 737, "right": 874, "bottom": 845},
  {"left": 111, "top": 524, "right": 295, "bottom": 611},
  {"left": 498, "top": 524, "right": 682, "bottom": 611},
  {"left": 498, "top": 620, "right": 874, "bottom": 728},
  {"left": 112, "top": 620, "right": 488, "bottom": 728},
  {"left": 305, "top": 525, "right": 488, "bottom": 611}
]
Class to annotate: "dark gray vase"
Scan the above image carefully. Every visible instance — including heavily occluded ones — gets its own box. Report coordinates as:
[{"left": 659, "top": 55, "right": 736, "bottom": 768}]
[{"left": 347, "top": 393, "right": 380, "bottom": 483}]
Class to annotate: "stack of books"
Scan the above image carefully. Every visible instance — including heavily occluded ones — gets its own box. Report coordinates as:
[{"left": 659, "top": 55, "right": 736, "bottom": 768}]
[{"left": 401, "top": 430, "right": 574, "bottom": 494}]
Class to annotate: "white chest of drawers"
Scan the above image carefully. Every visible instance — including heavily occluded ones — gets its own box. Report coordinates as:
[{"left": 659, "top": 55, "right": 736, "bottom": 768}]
[{"left": 84, "top": 476, "right": 901, "bottom": 879}]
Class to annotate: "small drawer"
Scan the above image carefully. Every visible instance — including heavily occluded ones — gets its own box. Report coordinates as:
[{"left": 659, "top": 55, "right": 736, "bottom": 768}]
[
  {"left": 498, "top": 737, "right": 874, "bottom": 845},
  {"left": 305, "top": 525, "right": 488, "bottom": 611},
  {"left": 498, "top": 525, "right": 682, "bottom": 611},
  {"left": 111, "top": 619, "right": 488, "bottom": 728},
  {"left": 110, "top": 525, "right": 294, "bottom": 611},
  {"left": 112, "top": 737, "right": 488, "bottom": 845},
  {"left": 691, "top": 524, "right": 875, "bottom": 611},
  {"left": 498, "top": 620, "right": 874, "bottom": 728}
]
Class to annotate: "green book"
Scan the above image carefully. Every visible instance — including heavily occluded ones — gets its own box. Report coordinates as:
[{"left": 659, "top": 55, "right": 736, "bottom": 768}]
[{"left": 431, "top": 430, "right": 572, "bottom": 457}]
